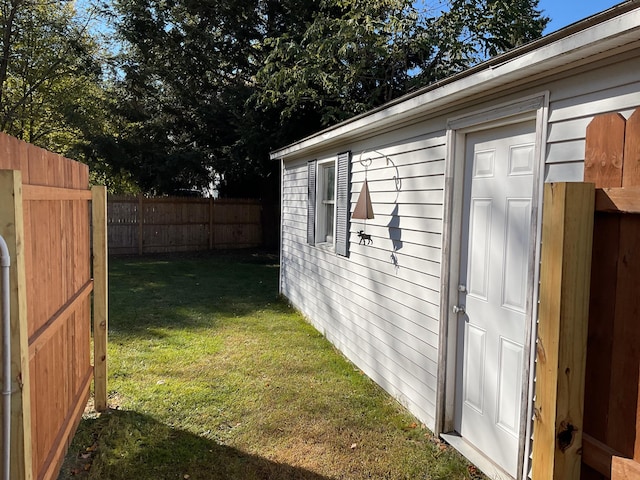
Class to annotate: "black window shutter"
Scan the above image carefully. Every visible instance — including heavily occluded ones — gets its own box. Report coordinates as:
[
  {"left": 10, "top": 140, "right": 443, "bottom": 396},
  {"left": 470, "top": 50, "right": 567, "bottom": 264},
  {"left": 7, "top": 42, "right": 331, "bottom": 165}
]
[
  {"left": 307, "top": 159, "right": 316, "bottom": 245},
  {"left": 335, "top": 151, "right": 351, "bottom": 257}
]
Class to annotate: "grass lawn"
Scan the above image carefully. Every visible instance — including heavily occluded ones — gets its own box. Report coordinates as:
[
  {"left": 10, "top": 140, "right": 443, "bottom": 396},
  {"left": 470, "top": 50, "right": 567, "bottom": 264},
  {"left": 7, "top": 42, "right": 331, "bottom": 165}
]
[{"left": 59, "top": 252, "right": 485, "bottom": 480}]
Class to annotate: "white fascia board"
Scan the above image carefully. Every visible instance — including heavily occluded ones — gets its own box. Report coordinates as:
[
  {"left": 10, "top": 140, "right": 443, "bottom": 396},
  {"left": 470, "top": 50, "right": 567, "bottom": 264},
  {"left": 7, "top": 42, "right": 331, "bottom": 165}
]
[{"left": 270, "top": 5, "right": 640, "bottom": 161}]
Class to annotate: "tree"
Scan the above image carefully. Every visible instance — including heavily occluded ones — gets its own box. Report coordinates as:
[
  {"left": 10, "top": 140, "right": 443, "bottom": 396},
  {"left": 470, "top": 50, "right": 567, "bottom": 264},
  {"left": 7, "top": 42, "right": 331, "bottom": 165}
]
[
  {"left": 106, "top": 0, "right": 305, "bottom": 196},
  {"left": 107, "top": 0, "right": 548, "bottom": 197},
  {"left": 254, "top": 0, "right": 421, "bottom": 124},
  {"left": 0, "top": 1, "right": 101, "bottom": 146},
  {"left": 416, "top": 0, "right": 549, "bottom": 81},
  {"left": 255, "top": 0, "right": 548, "bottom": 125},
  {"left": 0, "top": 0, "right": 137, "bottom": 190}
]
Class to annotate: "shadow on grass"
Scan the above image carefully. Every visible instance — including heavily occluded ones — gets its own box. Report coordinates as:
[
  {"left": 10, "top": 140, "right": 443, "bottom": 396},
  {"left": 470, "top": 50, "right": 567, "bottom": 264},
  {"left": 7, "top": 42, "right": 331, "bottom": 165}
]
[
  {"left": 109, "top": 251, "right": 289, "bottom": 337},
  {"left": 61, "top": 409, "right": 332, "bottom": 480}
]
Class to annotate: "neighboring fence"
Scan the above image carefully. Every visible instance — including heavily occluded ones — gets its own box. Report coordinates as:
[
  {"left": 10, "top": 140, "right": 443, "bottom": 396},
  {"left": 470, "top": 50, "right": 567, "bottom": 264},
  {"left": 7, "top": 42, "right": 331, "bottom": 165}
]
[
  {"left": 108, "top": 195, "right": 263, "bottom": 255},
  {"left": 531, "top": 109, "right": 640, "bottom": 480},
  {"left": 0, "top": 133, "right": 107, "bottom": 480}
]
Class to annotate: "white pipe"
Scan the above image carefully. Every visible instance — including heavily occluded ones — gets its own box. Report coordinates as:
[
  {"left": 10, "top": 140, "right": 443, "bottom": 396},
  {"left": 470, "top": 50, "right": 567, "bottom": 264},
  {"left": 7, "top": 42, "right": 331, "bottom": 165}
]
[{"left": 0, "top": 236, "right": 10, "bottom": 480}]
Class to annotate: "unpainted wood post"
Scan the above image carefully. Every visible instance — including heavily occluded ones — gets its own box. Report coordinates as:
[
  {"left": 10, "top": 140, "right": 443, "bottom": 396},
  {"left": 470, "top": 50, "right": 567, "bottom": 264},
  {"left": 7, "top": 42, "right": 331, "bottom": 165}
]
[
  {"left": 92, "top": 186, "right": 108, "bottom": 412},
  {"left": 0, "top": 170, "right": 33, "bottom": 480},
  {"left": 532, "top": 182, "right": 595, "bottom": 480}
]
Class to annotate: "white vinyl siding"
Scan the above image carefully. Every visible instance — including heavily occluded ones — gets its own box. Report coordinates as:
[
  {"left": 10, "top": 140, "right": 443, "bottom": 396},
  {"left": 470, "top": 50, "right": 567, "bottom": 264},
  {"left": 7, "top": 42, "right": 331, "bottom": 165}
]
[{"left": 282, "top": 139, "right": 447, "bottom": 429}]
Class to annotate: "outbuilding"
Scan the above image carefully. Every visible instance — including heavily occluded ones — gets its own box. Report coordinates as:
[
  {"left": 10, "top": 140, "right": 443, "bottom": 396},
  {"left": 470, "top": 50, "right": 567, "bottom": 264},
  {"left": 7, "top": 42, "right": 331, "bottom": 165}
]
[{"left": 270, "top": 2, "right": 640, "bottom": 478}]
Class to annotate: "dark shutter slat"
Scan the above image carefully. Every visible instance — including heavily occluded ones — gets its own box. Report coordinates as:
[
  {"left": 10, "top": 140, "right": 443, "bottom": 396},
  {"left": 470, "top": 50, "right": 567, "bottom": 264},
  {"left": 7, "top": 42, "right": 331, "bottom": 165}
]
[
  {"left": 307, "top": 160, "right": 316, "bottom": 244},
  {"left": 335, "top": 151, "right": 351, "bottom": 257}
]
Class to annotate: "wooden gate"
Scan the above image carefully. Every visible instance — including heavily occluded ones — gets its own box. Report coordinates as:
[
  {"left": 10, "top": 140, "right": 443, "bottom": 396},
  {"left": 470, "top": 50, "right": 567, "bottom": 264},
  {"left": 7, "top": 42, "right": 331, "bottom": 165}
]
[
  {"left": 0, "top": 133, "right": 107, "bottom": 480},
  {"left": 580, "top": 109, "right": 640, "bottom": 479}
]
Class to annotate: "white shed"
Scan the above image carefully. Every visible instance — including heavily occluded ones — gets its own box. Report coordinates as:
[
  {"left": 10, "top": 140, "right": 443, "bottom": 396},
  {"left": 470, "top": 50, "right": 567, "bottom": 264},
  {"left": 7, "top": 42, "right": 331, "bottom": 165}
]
[{"left": 270, "top": 2, "right": 640, "bottom": 478}]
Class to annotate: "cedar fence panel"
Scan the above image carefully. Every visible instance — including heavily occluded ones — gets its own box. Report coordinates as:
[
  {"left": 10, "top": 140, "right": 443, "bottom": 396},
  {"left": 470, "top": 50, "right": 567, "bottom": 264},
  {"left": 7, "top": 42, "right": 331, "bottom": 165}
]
[
  {"left": 581, "top": 109, "right": 640, "bottom": 479},
  {"left": 108, "top": 195, "right": 263, "bottom": 255},
  {"left": 0, "top": 133, "right": 107, "bottom": 480}
]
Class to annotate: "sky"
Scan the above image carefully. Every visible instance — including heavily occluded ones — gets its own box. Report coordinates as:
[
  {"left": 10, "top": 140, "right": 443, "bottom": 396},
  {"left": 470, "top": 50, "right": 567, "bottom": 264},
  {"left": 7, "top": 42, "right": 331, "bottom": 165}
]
[
  {"left": 78, "top": 0, "right": 627, "bottom": 36},
  {"left": 538, "top": 0, "right": 625, "bottom": 34},
  {"left": 76, "top": 0, "right": 629, "bottom": 47}
]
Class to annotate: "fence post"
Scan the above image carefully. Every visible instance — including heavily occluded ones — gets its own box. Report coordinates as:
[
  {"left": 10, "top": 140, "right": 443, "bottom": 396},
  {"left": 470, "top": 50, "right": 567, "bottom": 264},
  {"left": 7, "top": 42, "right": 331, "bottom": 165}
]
[
  {"left": 210, "top": 198, "right": 217, "bottom": 250},
  {"left": 532, "top": 182, "right": 595, "bottom": 480},
  {"left": 92, "top": 186, "right": 108, "bottom": 412},
  {"left": 0, "top": 170, "right": 33, "bottom": 480},
  {"left": 208, "top": 198, "right": 213, "bottom": 250},
  {"left": 138, "top": 193, "right": 143, "bottom": 255}
]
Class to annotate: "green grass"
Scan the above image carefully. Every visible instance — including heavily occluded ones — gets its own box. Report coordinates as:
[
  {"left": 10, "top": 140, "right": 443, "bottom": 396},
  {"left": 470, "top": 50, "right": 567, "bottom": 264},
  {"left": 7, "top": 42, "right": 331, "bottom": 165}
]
[{"left": 59, "top": 252, "right": 485, "bottom": 480}]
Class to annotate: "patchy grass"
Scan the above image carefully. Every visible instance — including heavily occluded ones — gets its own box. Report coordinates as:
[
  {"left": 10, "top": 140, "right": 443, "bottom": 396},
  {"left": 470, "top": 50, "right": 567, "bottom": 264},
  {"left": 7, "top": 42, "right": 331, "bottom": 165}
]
[{"left": 59, "top": 252, "right": 485, "bottom": 480}]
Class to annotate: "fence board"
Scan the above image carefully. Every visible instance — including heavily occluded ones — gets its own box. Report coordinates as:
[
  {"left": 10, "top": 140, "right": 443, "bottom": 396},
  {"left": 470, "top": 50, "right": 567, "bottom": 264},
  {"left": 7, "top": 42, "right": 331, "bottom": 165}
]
[
  {"left": 582, "top": 113, "right": 625, "bottom": 466},
  {"left": 108, "top": 195, "right": 263, "bottom": 254},
  {"left": 622, "top": 110, "right": 640, "bottom": 465},
  {"left": 607, "top": 218, "right": 640, "bottom": 458},
  {"left": 581, "top": 108, "right": 640, "bottom": 479},
  {"left": 0, "top": 132, "right": 99, "bottom": 480}
]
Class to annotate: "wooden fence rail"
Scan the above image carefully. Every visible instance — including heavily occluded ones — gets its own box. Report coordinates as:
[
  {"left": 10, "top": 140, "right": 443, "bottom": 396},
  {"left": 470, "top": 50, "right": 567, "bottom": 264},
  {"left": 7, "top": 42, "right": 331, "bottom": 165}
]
[
  {"left": 108, "top": 195, "right": 263, "bottom": 255},
  {"left": 0, "top": 133, "right": 107, "bottom": 480}
]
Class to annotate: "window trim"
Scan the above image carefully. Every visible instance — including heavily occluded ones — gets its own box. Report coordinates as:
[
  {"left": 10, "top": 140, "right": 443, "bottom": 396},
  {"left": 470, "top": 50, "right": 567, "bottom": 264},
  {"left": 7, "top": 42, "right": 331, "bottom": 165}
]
[{"left": 316, "top": 159, "right": 336, "bottom": 246}]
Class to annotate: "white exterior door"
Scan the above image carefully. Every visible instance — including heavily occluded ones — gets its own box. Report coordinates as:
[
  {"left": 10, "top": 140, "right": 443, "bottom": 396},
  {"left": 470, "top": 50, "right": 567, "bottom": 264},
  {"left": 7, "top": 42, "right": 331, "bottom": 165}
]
[{"left": 454, "top": 121, "right": 536, "bottom": 477}]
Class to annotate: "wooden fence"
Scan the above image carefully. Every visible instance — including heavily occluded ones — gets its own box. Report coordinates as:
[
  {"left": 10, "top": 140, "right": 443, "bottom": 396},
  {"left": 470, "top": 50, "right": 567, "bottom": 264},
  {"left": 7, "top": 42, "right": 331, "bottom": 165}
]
[
  {"left": 531, "top": 109, "right": 640, "bottom": 479},
  {"left": 581, "top": 109, "right": 640, "bottom": 480},
  {"left": 108, "top": 195, "right": 263, "bottom": 255},
  {"left": 0, "top": 133, "right": 107, "bottom": 480}
]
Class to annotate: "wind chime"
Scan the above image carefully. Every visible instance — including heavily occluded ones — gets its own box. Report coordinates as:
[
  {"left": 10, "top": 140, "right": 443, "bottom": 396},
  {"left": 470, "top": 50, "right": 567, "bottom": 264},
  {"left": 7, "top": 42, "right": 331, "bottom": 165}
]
[{"left": 352, "top": 155, "right": 374, "bottom": 245}]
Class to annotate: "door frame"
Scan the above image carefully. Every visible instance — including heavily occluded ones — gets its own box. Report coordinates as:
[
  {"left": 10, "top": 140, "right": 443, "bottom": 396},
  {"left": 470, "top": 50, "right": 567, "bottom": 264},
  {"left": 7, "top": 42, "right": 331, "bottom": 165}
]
[{"left": 436, "top": 92, "right": 549, "bottom": 480}]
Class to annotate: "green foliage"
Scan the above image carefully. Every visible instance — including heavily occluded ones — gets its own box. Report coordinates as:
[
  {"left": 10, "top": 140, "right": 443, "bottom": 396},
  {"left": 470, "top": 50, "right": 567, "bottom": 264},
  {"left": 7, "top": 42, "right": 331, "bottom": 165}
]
[
  {"left": 107, "top": 0, "right": 547, "bottom": 197},
  {"left": 2, "top": 2, "right": 75, "bottom": 137},
  {"left": 0, "top": 0, "right": 139, "bottom": 193},
  {"left": 255, "top": 0, "right": 548, "bottom": 123},
  {"left": 419, "top": 0, "right": 549, "bottom": 80},
  {"left": 103, "top": 0, "right": 302, "bottom": 197},
  {"left": 255, "top": 0, "right": 426, "bottom": 124}
]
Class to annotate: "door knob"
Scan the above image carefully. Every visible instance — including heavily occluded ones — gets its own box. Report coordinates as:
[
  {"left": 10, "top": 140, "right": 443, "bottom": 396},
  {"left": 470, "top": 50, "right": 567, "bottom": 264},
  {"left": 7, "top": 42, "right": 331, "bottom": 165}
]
[{"left": 453, "top": 305, "right": 466, "bottom": 314}]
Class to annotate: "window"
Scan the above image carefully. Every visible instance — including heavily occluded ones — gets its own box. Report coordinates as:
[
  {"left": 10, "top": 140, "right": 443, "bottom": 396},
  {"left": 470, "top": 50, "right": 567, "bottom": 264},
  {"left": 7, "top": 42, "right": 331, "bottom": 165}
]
[
  {"left": 307, "top": 152, "right": 351, "bottom": 256},
  {"left": 318, "top": 161, "right": 335, "bottom": 244}
]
